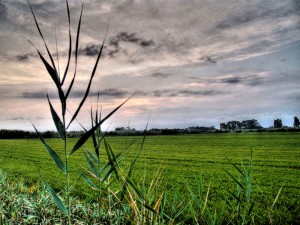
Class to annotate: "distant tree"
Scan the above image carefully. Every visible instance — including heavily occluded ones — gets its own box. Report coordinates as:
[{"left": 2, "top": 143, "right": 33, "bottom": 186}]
[
  {"left": 220, "top": 123, "right": 227, "bottom": 129},
  {"left": 274, "top": 119, "right": 282, "bottom": 128},
  {"left": 240, "top": 119, "right": 262, "bottom": 129},
  {"left": 226, "top": 121, "right": 241, "bottom": 130},
  {"left": 294, "top": 117, "right": 300, "bottom": 128}
]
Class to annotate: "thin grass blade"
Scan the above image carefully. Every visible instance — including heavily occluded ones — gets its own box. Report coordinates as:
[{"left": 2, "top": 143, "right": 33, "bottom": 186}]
[
  {"left": 82, "top": 174, "right": 98, "bottom": 190},
  {"left": 33, "top": 124, "right": 66, "bottom": 173},
  {"left": 224, "top": 169, "right": 245, "bottom": 191},
  {"left": 247, "top": 202, "right": 255, "bottom": 217},
  {"left": 39, "top": 175, "right": 67, "bottom": 215},
  {"left": 128, "top": 121, "right": 148, "bottom": 177},
  {"left": 65, "top": 1, "right": 84, "bottom": 99},
  {"left": 103, "top": 138, "right": 119, "bottom": 180},
  {"left": 201, "top": 182, "right": 210, "bottom": 215},
  {"left": 27, "top": 1, "right": 59, "bottom": 82},
  {"left": 101, "top": 139, "right": 135, "bottom": 171},
  {"left": 225, "top": 156, "right": 245, "bottom": 178},
  {"left": 84, "top": 152, "right": 100, "bottom": 178},
  {"left": 69, "top": 171, "right": 84, "bottom": 193},
  {"left": 25, "top": 37, "right": 60, "bottom": 88},
  {"left": 47, "top": 94, "right": 65, "bottom": 140},
  {"left": 271, "top": 185, "right": 283, "bottom": 208},
  {"left": 67, "top": 17, "right": 110, "bottom": 127},
  {"left": 61, "top": 0, "right": 72, "bottom": 85},
  {"left": 87, "top": 149, "right": 99, "bottom": 164}
]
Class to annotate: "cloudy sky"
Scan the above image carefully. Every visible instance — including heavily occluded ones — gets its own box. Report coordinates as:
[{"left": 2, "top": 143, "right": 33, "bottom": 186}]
[{"left": 0, "top": 0, "right": 299, "bottom": 131}]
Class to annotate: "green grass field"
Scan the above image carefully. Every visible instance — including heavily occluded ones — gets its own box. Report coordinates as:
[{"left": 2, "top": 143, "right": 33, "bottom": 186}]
[{"left": 1, "top": 132, "right": 299, "bottom": 223}]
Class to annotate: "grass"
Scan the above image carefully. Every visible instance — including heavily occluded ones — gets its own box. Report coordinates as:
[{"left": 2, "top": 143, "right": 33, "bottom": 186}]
[{"left": 1, "top": 132, "right": 300, "bottom": 223}]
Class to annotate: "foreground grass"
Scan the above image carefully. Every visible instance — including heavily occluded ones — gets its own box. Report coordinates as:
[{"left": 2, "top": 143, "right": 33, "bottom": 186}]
[{"left": 0, "top": 132, "right": 299, "bottom": 223}]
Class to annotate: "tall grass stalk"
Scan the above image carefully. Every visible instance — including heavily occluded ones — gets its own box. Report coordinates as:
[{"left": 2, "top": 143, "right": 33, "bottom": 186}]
[{"left": 27, "top": 0, "right": 129, "bottom": 223}]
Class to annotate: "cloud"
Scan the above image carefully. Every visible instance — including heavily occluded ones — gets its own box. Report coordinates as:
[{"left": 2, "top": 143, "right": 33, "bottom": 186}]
[
  {"left": 5, "top": 116, "right": 26, "bottom": 121},
  {"left": 220, "top": 75, "right": 263, "bottom": 86},
  {"left": 199, "top": 56, "right": 217, "bottom": 65},
  {"left": 22, "top": 88, "right": 132, "bottom": 100},
  {"left": 151, "top": 72, "right": 170, "bottom": 78},
  {"left": 22, "top": 91, "right": 47, "bottom": 99},
  {"left": 152, "top": 89, "right": 224, "bottom": 98},
  {"left": 108, "top": 32, "right": 154, "bottom": 50},
  {"left": 215, "top": 1, "right": 298, "bottom": 30},
  {"left": 0, "top": 0, "right": 7, "bottom": 21},
  {"left": 16, "top": 54, "right": 30, "bottom": 61},
  {"left": 77, "top": 32, "right": 155, "bottom": 58},
  {"left": 21, "top": 87, "right": 224, "bottom": 100},
  {"left": 78, "top": 44, "right": 101, "bottom": 56}
]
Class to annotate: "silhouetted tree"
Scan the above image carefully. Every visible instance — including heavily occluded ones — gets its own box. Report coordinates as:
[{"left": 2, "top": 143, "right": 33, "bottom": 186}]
[
  {"left": 294, "top": 116, "right": 300, "bottom": 128},
  {"left": 274, "top": 119, "right": 282, "bottom": 128}
]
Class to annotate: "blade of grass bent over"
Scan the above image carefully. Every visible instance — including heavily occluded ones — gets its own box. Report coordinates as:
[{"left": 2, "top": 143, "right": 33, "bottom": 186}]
[
  {"left": 25, "top": 38, "right": 60, "bottom": 88},
  {"left": 27, "top": 1, "right": 59, "bottom": 82}
]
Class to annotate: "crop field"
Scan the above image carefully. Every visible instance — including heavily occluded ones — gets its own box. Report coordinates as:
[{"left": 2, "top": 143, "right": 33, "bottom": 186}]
[{"left": 0, "top": 132, "right": 300, "bottom": 223}]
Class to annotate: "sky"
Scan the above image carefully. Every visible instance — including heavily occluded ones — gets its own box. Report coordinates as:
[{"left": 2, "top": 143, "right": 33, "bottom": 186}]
[{"left": 0, "top": 0, "right": 299, "bottom": 131}]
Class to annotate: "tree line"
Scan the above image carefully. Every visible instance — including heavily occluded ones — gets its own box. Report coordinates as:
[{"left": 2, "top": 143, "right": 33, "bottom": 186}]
[{"left": 1, "top": 117, "right": 299, "bottom": 139}]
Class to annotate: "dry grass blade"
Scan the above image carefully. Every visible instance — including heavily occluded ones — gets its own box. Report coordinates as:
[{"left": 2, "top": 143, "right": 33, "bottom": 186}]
[
  {"left": 271, "top": 186, "right": 283, "bottom": 208},
  {"left": 201, "top": 182, "right": 210, "bottom": 215}
]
